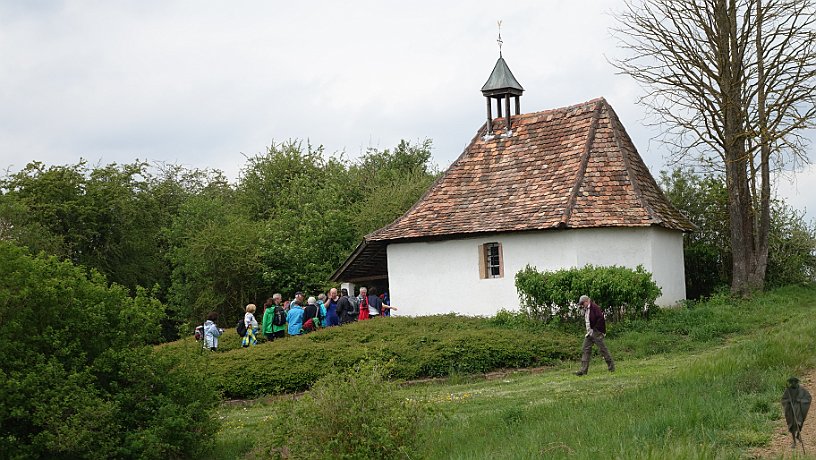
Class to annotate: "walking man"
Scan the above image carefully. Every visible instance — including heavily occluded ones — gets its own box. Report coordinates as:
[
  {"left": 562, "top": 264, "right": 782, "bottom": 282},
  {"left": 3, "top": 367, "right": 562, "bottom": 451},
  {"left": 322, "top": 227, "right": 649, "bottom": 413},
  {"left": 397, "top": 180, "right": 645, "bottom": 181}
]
[{"left": 575, "top": 295, "right": 615, "bottom": 376}]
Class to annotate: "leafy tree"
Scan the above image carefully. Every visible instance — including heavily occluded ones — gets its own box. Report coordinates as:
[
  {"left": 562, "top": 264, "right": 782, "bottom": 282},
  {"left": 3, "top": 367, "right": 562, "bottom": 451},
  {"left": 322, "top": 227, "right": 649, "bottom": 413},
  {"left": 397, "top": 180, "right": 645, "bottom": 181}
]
[
  {"left": 613, "top": 0, "right": 816, "bottom": 295},
  {"left": 348, "top": 139, "right": 438, "bottom": 235},
  {"left": 166, "top": 189, "right": 264, "bottom": 326},
  {"left": 2, "top": 140, "right": 439, "bottom": 331},
  {"left": 659, "top": 167, "right": 816, "bottom": 297},
  {"left": 766, "top": 201, "right": 816, "bottom": 287},
  {"left": 1, "top": 161, "right": 168, "bottom": 292},
  {"left": 241, "top": 139, "right": 437, "bottom": 302},
  {"left": 0, "top": 242, "right": 218, "bottom": 458},
  {"left": 234, "top": 140, "right": 329, "bottom": 221},
  {"left": 659, "top": 169, "right": 731, "bottom": 297}
]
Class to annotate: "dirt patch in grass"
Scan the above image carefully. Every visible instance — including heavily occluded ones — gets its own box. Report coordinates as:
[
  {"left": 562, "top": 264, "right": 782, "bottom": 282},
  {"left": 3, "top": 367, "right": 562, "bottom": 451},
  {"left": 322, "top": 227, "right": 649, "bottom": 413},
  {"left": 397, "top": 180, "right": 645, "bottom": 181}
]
[{"left": 751, "top": 369, "right": 816, "bottom": 459}]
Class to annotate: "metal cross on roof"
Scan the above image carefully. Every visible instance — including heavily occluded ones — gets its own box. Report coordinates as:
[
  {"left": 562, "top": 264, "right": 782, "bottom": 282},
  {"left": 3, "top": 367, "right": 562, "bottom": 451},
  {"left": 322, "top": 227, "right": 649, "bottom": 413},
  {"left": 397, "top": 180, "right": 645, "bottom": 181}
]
[{"left": 497, "top": 20, "right": 503, "bottom": 56}]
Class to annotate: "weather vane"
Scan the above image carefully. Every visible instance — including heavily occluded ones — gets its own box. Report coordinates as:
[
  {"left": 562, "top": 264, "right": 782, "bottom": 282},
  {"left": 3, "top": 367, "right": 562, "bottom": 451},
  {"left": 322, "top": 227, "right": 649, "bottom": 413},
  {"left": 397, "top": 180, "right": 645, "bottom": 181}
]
[{"left": 497, "top": 20, "right": 503, "bottom": 56}]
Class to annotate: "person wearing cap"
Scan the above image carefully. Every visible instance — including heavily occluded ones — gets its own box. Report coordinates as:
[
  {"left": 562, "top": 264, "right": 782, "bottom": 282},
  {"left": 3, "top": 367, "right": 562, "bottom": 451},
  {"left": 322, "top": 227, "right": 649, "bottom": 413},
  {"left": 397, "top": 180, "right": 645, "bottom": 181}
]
[{"left": 575, "top": 295, "right": 615, "bottom": 376}]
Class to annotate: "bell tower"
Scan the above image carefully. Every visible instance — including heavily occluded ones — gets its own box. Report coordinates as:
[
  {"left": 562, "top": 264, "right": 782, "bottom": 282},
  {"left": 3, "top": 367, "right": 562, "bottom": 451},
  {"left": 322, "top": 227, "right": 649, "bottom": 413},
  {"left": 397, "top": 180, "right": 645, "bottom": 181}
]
[{"left": 481, "top": 23, "right": 524, "bottom": 138}]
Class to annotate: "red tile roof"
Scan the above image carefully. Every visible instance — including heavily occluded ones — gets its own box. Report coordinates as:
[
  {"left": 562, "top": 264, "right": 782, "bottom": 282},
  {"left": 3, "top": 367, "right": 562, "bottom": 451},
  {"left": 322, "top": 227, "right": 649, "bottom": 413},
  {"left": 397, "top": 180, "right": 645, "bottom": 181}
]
[
  {"left": 368, "top": 97, "right": 694, "bottom": 242},
  {"left": 330, "top": 98, "right": 694, "bottom": 282}
]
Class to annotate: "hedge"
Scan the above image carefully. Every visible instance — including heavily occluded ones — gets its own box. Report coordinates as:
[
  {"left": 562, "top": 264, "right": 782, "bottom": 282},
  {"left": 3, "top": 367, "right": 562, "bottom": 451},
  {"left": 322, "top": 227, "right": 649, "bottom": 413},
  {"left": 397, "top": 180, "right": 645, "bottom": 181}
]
[
  {"left": 160, "top": 315, "right": 578, "bottom": 399},
  {"left": 515, "top": 264, "right": 662, "bottom": 323}
]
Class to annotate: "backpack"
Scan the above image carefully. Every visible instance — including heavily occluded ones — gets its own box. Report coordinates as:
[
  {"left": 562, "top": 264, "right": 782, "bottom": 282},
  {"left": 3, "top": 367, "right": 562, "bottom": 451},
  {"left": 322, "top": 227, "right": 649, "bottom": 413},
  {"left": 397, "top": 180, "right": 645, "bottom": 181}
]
[
  {"left": 272, "top": 305, "right": 286, "bottom": 327},
  {"left": 302, "top": 317, "right": 316, "bottom": 333},
  {"left": 194, "top": 325, "right": 204, "bottom": 341},
  {"left": 236, "top": 318, "right": 247, "bottom": 337}
]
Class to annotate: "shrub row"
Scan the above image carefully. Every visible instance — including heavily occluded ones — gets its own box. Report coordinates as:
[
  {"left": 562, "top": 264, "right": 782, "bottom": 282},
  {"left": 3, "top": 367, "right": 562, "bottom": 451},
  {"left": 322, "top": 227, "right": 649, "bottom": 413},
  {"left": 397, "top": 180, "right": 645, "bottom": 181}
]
[
  {"left": 515, "top": 264, "right": 662, "bottom": 323},
  {"left": 162, "top": 315, "right": 578, "bottom": 399}
]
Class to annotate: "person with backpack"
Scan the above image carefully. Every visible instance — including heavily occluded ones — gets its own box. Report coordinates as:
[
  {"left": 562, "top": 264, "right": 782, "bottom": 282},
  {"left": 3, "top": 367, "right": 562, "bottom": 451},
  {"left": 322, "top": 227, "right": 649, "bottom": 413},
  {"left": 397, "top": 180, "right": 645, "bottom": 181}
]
[
  {"left": 262, "top": 294, "right": 287, "bottom": 341},
  {"left": 337, "top": 288, "right": 357, "bottom": 324},
  {"left": 574, "top": 295, "right": 615, "bottom": 376},
  {"left": 302, "top": 296, "right": 321, "bottom": 333},
  {"left": 242, "top": 303, "right": 259, "bottom": 348},
  {"left": 271, "top": 293, "right": 288, "bottom": 337},
  {"left": 203, "top": 312, "right": 224, "bottom": 351}
]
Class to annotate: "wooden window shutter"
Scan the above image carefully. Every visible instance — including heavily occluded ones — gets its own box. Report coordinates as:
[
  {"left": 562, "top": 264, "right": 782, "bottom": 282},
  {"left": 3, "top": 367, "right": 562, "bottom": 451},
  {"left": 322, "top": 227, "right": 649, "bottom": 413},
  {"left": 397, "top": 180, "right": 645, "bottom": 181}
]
[
  {"left": 497, "top": 242, "right": 504, "bottom": 278},
  {"left": 478, "top": 243, "right": 487, "bottom": 279}
]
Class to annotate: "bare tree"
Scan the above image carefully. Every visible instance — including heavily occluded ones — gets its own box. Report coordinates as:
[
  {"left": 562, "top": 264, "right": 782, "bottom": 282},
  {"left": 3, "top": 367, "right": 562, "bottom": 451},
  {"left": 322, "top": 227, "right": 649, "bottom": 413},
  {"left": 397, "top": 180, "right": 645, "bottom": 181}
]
[{"left": 612, "top": 0, "right": 816, "bottom": 295}]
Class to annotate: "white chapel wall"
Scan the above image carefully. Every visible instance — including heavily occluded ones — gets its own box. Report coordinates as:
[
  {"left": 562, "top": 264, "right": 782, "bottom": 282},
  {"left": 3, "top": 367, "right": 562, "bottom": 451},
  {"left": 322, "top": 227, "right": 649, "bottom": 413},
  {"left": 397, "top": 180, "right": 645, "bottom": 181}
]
[{"left": 386, "top": 227, "right": 686, "bottom": 317}]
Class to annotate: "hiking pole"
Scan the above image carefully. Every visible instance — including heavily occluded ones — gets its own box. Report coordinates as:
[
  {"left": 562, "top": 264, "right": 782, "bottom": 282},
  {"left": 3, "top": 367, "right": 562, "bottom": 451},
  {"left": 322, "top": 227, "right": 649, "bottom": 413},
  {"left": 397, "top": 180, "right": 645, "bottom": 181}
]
[
  {"left": 799, "top": 430, "right": 805, "bottom": 455},
  {"left": 793, "top": 401, "right": 805, "bottom": 455},
  {"left": 798, "top": 423, "right": 805, "bottom": 455}
]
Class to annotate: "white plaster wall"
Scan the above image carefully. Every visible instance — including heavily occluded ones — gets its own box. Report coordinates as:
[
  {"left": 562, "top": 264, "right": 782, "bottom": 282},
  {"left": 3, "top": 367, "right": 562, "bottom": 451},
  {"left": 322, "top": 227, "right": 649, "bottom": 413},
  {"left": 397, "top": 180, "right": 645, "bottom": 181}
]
[
  {"left": 647, "top": 227, "right": 686, "bottom": 306},
  {"left": 573, "top": 226, "right": 686, "bottom": 306},
  {"left": 386, "top": 227, "right": 686, "bottom": 316}
]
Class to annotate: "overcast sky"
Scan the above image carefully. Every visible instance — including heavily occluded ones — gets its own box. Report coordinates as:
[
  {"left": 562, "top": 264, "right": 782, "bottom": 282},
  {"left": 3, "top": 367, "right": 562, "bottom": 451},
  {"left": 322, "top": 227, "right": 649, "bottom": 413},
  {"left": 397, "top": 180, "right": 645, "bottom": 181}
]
[{"left": 1, "top": 1, "right": 814, "bottom": 220}]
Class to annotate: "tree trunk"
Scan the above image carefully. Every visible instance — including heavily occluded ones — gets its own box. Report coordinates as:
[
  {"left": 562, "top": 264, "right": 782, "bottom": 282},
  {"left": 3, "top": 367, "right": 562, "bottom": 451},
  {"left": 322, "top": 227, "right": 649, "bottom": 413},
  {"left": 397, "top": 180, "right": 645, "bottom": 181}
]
[
  {"left": 719, "top": 0, "right": 757, "bottom": 296},
  {"left": 749, "top": 0, "right": 771, "bottom": 291}
]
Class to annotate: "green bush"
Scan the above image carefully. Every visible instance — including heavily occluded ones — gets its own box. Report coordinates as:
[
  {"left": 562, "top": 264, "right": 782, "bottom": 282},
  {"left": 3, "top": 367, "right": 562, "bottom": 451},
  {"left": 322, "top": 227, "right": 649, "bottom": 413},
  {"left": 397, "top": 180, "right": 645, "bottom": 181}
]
[
  {"left": 0, "top": 242, "right": 219, "bottom": 459},
  {"left": 160, "top": 315, "right": 578, "bottom": 399},
  {"left": 515, "top": 264, "right": 662, "bottom": 323},
  {"left": 268, "top": 359, "right": 439, "bottom": 459}
]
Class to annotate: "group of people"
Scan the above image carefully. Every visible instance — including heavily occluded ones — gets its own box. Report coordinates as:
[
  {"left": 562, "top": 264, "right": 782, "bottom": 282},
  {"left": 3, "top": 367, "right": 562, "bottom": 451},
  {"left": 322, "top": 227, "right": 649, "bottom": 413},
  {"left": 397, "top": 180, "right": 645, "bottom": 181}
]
[
  {"left": 200, "top": 286, "right": 396, "bottom": 350},
  {"left": 200, "top": 291, "right": 615, "bottom": 379}
]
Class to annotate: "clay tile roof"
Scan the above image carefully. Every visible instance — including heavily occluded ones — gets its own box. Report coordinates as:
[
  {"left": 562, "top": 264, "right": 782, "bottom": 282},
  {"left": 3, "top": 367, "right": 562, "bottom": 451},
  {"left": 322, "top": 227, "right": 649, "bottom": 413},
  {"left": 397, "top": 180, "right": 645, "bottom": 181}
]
[{"left": 367, "top": 97, "right": 694, "bottom": 243}]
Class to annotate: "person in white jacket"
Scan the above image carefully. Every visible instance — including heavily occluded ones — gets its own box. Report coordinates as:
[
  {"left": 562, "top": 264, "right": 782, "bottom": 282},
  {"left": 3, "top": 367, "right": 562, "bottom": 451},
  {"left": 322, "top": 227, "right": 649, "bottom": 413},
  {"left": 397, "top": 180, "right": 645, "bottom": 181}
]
[
  {"left": 242, "top": 304, "right": 259, "bottom": 347},
  {"left": 203, "top": 312, "right": 223, "bottom": 351}
]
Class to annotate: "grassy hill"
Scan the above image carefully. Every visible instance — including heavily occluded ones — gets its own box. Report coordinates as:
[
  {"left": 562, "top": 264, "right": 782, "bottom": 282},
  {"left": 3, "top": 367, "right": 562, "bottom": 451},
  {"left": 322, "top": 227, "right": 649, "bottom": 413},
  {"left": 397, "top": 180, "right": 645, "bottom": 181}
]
[{"left": 179, "top": 285, "right": 816, "bottom": 458}]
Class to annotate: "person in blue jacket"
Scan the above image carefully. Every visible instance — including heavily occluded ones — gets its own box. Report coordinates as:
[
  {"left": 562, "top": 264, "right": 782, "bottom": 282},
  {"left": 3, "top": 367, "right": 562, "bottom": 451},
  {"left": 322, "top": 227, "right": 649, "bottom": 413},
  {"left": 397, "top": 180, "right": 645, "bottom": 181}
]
[{"left": 287, "top": 293, "right": 305, "bottom": 336}]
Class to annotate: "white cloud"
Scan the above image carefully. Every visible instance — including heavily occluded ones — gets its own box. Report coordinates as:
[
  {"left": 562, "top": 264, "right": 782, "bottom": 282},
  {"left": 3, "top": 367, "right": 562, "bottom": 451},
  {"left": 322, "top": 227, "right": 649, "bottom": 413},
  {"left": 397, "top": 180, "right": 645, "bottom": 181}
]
[
  {"left": 0, "top": 0, "right": 813, "bottom": 221},
  {"left": 776, "top": 163, "right": 816, "bottom": 224}
]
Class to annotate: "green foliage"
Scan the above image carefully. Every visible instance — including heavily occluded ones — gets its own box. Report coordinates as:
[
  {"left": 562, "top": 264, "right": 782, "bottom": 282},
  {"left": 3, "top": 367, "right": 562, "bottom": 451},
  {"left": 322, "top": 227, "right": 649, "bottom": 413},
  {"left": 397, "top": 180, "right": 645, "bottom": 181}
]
[
  {"left": 271, "top": 359, "right": 439, "bottom": 459},
  {"left": 659, "top": 168, "right": 731, "bottom": 298},
  {"left": 159, "top": 315, "right": 577, "bottom": 399},
  {"left": 490, "top": 308, "right": 549, "bottom": 330},
  {"left": 0, "top": 242, "right": 219, "bottom": 459},
  {"left": 515, "top": 264, "right": 662, "bottom": 323},
  {"left": 659, "top": 168, "right": 816, "bottom": 297},
  {"left": 349, "top": 139, "right": 438, "bottom": 235},
  {"left": 766, "top": 201, "right": 816, "bottom": 287},
  {"left": 1, "top": 161, "right": 164, "bottom": 292},
  {"left": 2, "top": 140, "right": 438, "bottom": 333},
  {"left": 166, "top": 139, "right": 438, "bottom": 328},
  {"left": 167, "top": 202, "right": 265, "bottom": 324}
]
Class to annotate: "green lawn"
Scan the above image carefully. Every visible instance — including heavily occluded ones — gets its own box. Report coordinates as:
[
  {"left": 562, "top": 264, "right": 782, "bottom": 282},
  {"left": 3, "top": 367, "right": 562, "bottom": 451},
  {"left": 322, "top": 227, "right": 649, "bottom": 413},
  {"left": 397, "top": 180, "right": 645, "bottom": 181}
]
[{"left": 208, "top": 285, "right": 816, "bottom": 459}]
